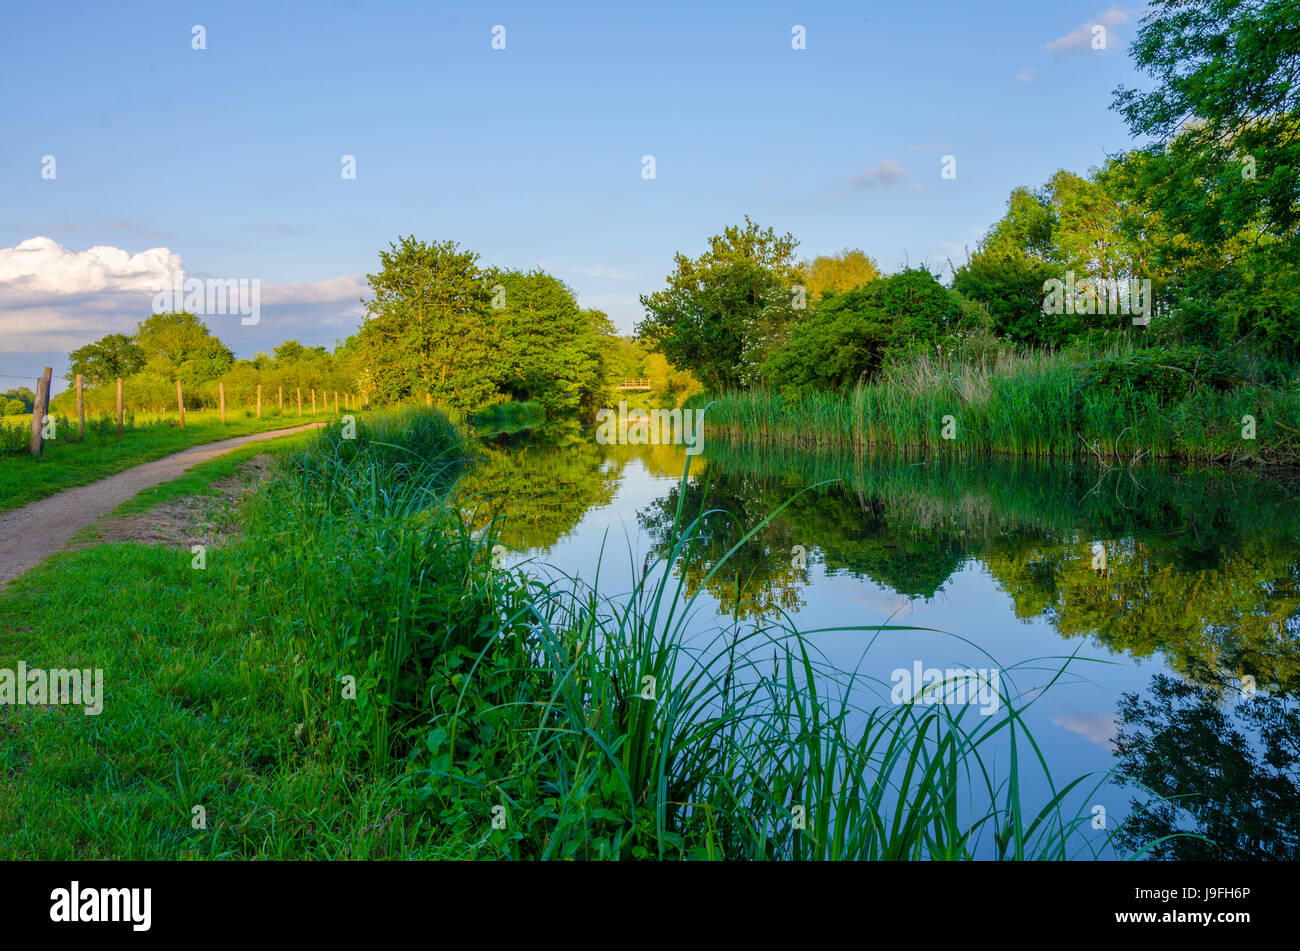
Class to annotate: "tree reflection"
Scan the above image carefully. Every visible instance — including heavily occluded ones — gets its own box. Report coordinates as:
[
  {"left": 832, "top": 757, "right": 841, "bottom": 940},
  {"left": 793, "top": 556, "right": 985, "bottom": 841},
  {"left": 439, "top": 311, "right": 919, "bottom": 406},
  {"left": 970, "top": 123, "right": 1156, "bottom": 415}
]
[{"left": 1113, "top": 674, "right": 1300, "bottom": 860}]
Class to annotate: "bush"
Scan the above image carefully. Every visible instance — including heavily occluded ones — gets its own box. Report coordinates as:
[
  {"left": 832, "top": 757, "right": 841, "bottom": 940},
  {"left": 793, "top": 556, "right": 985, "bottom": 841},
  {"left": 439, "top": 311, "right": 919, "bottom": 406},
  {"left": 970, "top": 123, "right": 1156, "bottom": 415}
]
[{"left": 1077, "top": 346, "right": 1240, "bottom": 407}]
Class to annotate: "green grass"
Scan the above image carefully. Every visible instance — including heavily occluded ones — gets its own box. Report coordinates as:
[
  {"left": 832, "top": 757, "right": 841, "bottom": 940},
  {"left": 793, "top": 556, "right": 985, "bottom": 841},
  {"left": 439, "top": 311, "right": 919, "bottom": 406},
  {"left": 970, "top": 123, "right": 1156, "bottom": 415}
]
[
  {"left": 0, "top": 406, "right": 1135, "bottom": 859},
  {"left": 0, "top": 408, "right": 344, "bottom": 513},
  {"left": 700, "top": 351, "right": 1300, "bottom": 462}
]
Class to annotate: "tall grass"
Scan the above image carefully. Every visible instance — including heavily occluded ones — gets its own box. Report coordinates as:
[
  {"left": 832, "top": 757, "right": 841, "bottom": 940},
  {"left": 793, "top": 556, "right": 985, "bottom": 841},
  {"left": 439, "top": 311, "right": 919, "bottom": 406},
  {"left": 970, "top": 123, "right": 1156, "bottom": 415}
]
[
  {"left": 239, "top": 406, "right": 1131, "bottom": 859},
  {"left": 704, "top": 351, "right": 1300, "bottom": 462}
]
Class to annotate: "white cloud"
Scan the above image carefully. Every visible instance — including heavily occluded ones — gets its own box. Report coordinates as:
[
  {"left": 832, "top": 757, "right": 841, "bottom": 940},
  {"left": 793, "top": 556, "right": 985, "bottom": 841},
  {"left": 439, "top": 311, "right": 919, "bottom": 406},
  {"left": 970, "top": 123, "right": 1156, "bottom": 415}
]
[
  {"left": 260, "top": 274, "right": 368, "bottom": 306},
  {"left": 1052, "top": 712, "right": 1118, "bottom": 745},
  {"left": 1015, "top": 67, "right": 1036, "bottom": 83},
  {"left": 0, "top": 236, "right": 180, "bottom": 297},
  {"left": 0, "top": 236, "right": 368, "bottom": 356},
  {"left": 844, "top": 159, "right": 909, "bottom": 189},
  {"left": 1045, "top": 7, "right": 1128, "bottom": 54}
]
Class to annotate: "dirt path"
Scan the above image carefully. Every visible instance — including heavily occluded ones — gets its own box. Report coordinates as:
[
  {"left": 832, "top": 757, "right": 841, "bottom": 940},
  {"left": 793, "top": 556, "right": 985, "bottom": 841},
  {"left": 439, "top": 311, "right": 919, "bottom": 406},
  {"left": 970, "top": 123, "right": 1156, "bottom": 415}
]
[{"left": 0, "top": 424, "right": 322, "bottom": 588}]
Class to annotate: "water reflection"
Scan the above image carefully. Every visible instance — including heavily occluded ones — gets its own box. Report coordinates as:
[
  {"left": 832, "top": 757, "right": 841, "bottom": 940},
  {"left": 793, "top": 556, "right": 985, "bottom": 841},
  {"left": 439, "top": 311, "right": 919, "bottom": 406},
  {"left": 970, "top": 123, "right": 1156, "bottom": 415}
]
[{"left": 458, "top": 434, "right": 1300, "bottom": 857}]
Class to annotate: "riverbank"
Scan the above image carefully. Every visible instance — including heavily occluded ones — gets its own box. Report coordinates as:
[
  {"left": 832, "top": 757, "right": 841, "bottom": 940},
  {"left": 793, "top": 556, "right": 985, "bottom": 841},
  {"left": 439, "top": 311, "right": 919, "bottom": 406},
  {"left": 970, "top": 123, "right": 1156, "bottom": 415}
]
[
  {"left": 693, "top": 351, "right": 1300, "bottom": 463},
  {"left": 0, "top": 407, "right": 1115, "bottom": 860}
]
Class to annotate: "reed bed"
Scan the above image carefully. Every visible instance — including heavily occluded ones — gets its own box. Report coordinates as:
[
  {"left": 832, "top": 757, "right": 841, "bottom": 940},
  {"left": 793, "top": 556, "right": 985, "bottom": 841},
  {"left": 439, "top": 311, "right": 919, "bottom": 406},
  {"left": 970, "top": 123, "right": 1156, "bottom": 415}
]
[{"left": 701, "top": 352, "right": 1300, "bottom": 462}]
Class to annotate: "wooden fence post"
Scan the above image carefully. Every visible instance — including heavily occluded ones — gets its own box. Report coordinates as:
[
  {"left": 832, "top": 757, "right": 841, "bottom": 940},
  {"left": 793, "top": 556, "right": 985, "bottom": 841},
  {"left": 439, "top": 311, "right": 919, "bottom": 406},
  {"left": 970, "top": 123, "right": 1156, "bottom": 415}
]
[
  {"left": 278, "top": 385, "right": 283, "bottom": 412},
  {"left": 257, "top": 384, "right": 262, "bottom": 419},
  {"left": 334, "top": 390, "right": 339, "bottom": 414},
  {"left": 176, "top": 380, "right": 185, "bottom": 427},
  {"left": 297, "top": 387, "right": 302, "bottom": 415},
  {"left": 76, "top": 373, "right": 84, "bottom": 441},
  {"left": 28, "top": 369, "right": 51, "bottom": 456},
  {"left": 116, "top": 378, "right": 123, "bottom": 435},
  {"left": 219, "top": 381, "right": 226, "bottom": 423},
  {"left": 311, "top": 389, "right": 316, "bottom": 414},
  {"left": 425, "top": 393, "right": 432, "bottom": 408}
]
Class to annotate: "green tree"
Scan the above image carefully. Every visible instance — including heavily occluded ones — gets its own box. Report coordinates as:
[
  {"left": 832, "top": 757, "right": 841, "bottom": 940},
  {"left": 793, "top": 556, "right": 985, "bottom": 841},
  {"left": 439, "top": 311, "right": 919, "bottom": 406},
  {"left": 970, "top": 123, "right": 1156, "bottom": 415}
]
[
  {"left": 637, "top": 217, "right": 800, "bottom": 392},
  {"left": 135, "top": 311, "right": 234, "bottom": 385},
  {"left": 355, "top": 236, "right": 500, "bottom": 412},
  {"left": 1112, "top": 0, "right": 1300, "bottom": 356},
  {"left": 2, "top": 388, "right": 35, "bottom": 413},
  {"left": 489, "top": 269, "right": 615, "bottom": 417},
  {"left": 66, "top": 332, "right": 145, "bottom": 385},
  {"left": 763, "top": 268, "right": 988, "bottom": 395},
  {"left": 800, "top": 248, "right": 882, "bottom": 300}
]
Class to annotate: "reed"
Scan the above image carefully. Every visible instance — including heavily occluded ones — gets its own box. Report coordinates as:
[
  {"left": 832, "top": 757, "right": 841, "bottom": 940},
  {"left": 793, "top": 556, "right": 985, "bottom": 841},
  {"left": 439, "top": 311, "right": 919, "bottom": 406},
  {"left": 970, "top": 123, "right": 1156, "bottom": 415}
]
[{"left": 701, "top": 351, "right": 1300, "bottom": 462}]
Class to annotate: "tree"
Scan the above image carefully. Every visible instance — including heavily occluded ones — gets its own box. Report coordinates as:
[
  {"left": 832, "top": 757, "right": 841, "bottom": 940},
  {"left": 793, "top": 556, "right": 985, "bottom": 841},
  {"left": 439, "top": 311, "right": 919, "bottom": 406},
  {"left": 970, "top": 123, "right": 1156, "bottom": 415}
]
[
  {"left": 637, "top": 217, "right": 800, "bottom": 392},
  {"left": 2, "top": 388, "right": 35, "bottom": 413},
  {"left": 488, "top": 269, "right": 615, "bottom": 417},
  {"left": 800, "top": 248, "right": 882, "bottom": 300},
  {"left": 1, "top": 399, "right": 25, "bottom": 416},
  {"left": 763, "top": 269, "right": 990, "bottom": 396},
  {"left": 273, "top": 340, "right": 306, "bottom": 363},
  {"left": 135, "top": 311, "right": 233, "bottom": 385},
  {"left": 66, "top": 333, "right": 145, "bottom": 385},
  {"left": 355, "top": 236, "right": 500, "bottom": 412},
  {"left": 1111, "top": 0, "right": 1300, "bottom": 356},
  {"left": 1112, "top": 0, "right": 1300, "bottom": 250}
]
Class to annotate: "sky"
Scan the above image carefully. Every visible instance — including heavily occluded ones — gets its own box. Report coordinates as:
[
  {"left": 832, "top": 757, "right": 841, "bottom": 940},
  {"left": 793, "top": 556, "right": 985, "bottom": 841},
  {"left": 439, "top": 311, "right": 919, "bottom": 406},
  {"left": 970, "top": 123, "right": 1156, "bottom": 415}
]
[{"left": 0, "top": 0, "right": 1155, "bottom": 396}]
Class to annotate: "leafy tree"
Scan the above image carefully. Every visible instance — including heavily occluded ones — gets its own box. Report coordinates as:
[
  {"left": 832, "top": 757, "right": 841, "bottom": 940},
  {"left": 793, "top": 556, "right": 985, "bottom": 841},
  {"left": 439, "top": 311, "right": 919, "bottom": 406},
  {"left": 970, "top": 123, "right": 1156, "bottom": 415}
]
[
  {"left": 135, "top": 311, "right": 233, "bottom": 385},
  {"left": 272, "top": 340, "right": 306, "bottom": 363},
  {"left": 1, "top": 388, "right": 34, "bottom": 413},
  {"left": 488, "top": 269, "right": 615, "bottom": 417},
  {"left": 1, "top": 399, "right": 25, "bottom": 416},
  {"left": 1112, "top": 0, "right": 1300, "bottom": 251},
  {"left": 637, "top": 217, "right": 800, "bottom": 392},
  {"left": 355, "top": 236, "right": 499, "bottom": 413},
  {"left": 1111, "top": 0, "right": 1300, "bottom": 356},
  {"left": 643, "top": 351, "right": 701, "bottom": 406},
  {"left": 762, "top": 268, "right": 988, "bottom": 395},
  {"left": 799, "top": 248, "right": 881, "bottom": 299},
  {"left": 66, "top": 332, "right": 145, "bottom": 385}
]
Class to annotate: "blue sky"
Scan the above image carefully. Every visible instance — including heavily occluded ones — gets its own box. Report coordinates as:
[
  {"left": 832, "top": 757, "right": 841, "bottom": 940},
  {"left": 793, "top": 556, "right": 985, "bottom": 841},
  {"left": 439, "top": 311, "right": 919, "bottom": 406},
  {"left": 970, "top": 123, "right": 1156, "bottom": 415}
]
[{"left": 0, "top": 0, "right": 1153, "bottom": 395}]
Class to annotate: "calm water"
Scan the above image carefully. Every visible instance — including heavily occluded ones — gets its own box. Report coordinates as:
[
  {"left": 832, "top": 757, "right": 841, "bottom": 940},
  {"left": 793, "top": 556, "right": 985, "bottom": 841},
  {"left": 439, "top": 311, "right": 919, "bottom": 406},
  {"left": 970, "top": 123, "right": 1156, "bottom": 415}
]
[{"left": 461, "top": 434, "right": 1300, "bottom": 859}]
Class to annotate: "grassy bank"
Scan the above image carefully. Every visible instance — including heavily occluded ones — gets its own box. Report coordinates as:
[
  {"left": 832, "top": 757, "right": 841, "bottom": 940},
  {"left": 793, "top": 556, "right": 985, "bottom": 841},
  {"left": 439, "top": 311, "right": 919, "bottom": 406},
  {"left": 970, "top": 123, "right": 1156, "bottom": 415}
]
[
  {"left": 0, "top": 408, "right": 347, "bottom": 513},
  {"left": 1, "top": 407, "right": 1128, "bottom": 859},
  {"left": 697, "top": 351, "right": 1300, "bottom": 462}
]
